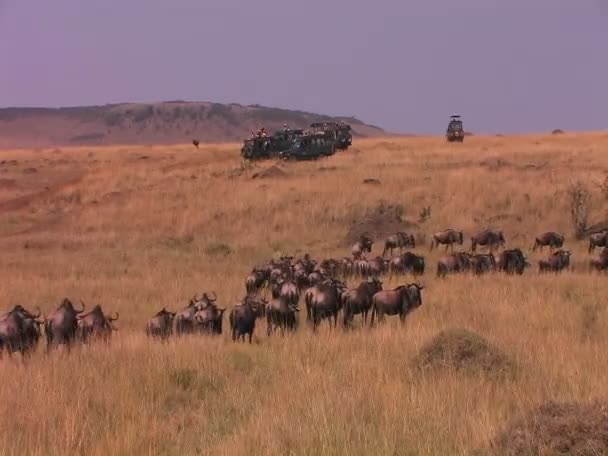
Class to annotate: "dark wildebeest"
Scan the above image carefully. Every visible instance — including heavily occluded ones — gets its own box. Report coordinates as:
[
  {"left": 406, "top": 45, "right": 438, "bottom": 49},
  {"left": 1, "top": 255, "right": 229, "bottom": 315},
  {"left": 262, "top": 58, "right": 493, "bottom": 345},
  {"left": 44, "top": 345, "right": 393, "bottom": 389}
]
[
  {"left": 0, "top": 305, "right": 43, "bottom": 358},
  {"left": 382, "top": 232, "right": 415, "bottom": 257},
  {"left": 389, "top": 252, "right": 425, "bottom": 277},
  {"left": 195, "top": 303, "right": 226, "bottom": 335},
  {"left": 430, "top": 229, "right": 464, "bottom": 252},
  {"left": 588, "top": 231, "right": 608, "bottom": 253},
  {"left": 76, "top": 304, "right": 119, "bottom": 344},
  {"left": 533, "top": 232, "right": 565, "bottom": 252},
  {"left": 436, "top": 252, "right": 472, "bottom": 278},
  {"left": 245, "top": 269, "right": 267, "bottom": 295},
  {"left": 590, "top": 248, "right": 608, "bottom": 271},
  {"left": 496, "top": 249, "right": 529, "bottom": 275},
  {"left": 471, "top": 253, "right": 496, "bottom": 275},
  {"left": 351, "top": 234, "right": 373, "bottom": 259},
  {"left": 266, "top": 296, "right": 299, "bottom": 336},
  {"left": 146, "top": 307, "right": 176, "bottom": 340},
  {"left": 229, "top": 298, "right": 260, "bottom": 343},
  {"left": 368, "top": 256, "right": 389, "bottom": 277},
  {"left": 44, "top": 298, "right": 85, "bottom": 352},
  {"left": 471, "top": 229, "right": 506, "bottom": 253},
  {"left": 539, "top": 249, "right": 571, "bottom": 273},
  {"left": 304, "top": 278, "right": 346, "bottom": 331},
  {"left": 370, "top": 283, "right": 424, "bottom": 325},
  {"left": 173, "top": 292, "right": 217, "bottom": 336},
  {"left": 342, "top": 277, "right": 383, "bottom": 328}
]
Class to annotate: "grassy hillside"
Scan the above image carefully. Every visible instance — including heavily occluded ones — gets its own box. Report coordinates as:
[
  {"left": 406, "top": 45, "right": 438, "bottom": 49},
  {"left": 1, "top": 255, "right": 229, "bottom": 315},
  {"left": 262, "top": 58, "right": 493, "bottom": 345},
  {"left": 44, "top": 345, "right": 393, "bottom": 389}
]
[
  {"left": 0, "top": 102, "right": 385, "bottom": 148},
  {"left": 1, "top": 133, "right": 608, "bottom": 455}
]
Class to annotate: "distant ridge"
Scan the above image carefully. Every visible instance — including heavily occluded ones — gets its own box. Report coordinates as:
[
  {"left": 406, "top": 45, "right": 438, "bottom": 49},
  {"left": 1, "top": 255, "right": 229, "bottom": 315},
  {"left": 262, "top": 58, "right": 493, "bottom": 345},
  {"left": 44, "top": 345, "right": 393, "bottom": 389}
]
[{"left": 0, "top": 101, "right": 386, "bottom": 148}]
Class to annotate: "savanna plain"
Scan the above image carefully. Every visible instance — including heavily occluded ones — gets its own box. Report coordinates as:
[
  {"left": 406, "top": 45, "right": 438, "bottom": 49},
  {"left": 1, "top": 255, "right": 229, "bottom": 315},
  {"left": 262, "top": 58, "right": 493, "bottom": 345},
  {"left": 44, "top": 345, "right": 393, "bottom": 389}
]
[{"left": 1, "top": 134, "right": 608, "bottom": 455}]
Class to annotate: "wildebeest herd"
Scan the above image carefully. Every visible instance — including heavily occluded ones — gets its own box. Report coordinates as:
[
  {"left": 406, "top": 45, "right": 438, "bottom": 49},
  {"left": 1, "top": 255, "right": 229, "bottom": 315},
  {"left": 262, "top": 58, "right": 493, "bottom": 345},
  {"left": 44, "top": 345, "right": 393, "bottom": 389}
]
[{"left": 2, "top": 227, "right": 608, "bottom": 357}]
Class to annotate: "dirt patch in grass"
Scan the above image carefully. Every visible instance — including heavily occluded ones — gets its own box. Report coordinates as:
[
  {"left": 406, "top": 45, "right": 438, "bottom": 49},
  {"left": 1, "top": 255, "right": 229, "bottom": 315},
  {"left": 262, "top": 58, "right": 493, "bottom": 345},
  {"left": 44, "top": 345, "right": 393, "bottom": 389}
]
[
  {"left": 412, "top": 328, "right": 517, "bottom": 378},
  {"left": 251, "top": 165, "right": 288, "bottom": 180},
  {"left": 490, "top": 400, "right": 608, "bottom": 455},
  {"left": 345, "top": 200, "right": 418, "bottom": 245}
]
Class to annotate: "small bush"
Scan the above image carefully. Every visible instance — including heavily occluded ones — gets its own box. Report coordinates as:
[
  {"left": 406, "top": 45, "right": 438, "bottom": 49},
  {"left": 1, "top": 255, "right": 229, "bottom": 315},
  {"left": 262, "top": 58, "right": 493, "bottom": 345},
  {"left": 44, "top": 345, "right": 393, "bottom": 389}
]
[
  {"left": 412, "top": 328, "right": 517, "bottom": 378},
  {"left": 567, "top": 181, "right": 592, "bottom": 239},
  {"left": 204, "top": 241, "right": 232, "bottom": 257}
]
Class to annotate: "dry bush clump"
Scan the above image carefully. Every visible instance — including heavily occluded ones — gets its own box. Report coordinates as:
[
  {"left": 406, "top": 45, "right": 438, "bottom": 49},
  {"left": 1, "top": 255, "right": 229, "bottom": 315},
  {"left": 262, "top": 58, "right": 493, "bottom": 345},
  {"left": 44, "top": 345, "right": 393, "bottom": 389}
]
[
  {"left": 251, "top": 164, "right": 288, "bottom": 179},
  {"left": 490, "top": 401, "right": 608, "bottom": 455},
  {"left": 412, "top": 328, "right": 517, "bottom": 378},
  {"left": 345, "top": 200, "right": 417, "bottom": 245}
]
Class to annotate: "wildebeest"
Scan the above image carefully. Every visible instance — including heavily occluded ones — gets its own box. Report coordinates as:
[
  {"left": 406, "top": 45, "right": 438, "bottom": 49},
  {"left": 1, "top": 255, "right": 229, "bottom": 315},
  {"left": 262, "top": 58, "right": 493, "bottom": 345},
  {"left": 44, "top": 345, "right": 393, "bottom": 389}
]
[
  {"left": 173, "top": 292, "right": 217, "bottom": 336},
  {"left": 266, "top": 296, "right": 299, "bottom": 336},
  {"left": 436, "top": 252, "right": 472, "bottom": 277},
  {"left": 229, "top": 298, "right": 260, "bottom": 343},
  {"left": 44, "top": 298, "right": 85, "bottom": 351},
  {"left": 194, "top": 302, "right": 226, "bottom": 335},
  {"left": 471, "top": 229, "right": 505, "bottom": 253},
  {"left": 370, "top": 283, "right": 424, "bottom": 325},
  {"left": 0, "top": 305, "right": 43, "bottom": 358},
  {"left": 590, "top": 248, "right": 608, "bottom": 271},
  {"left": 351, "top": 234, "right": 373, "bottom": 259},
  {"left": 496, "top": 248, "right": 529, "bottom": 275},
  {"left": 146, "top": 307, "right": 176, "bottom": 340},
  {"left": 430, "top": 229, "right": 464, "bottom": 252},
  {"left": 471, "top": 253, "right": 496, "bottom": 275},
  {"left": 304, "top": 278, "right": 346, "bottom": 331},
  {"left": 588, "top": 231, "right": 608, "bottom": 253},
  {"left": 76, "top": 304, "right": 119, "bottom": 343},
  {"left": 539, "top": 249, "right": 571, "bottom": 273},
  {"left": 342, "top": 277, "right": 383, "bottom": 327},
  {"left": 533, "top": 231, "right": 565, "bottom": 252},
  {"left": 389, "top": 252, "right": 425, "bottom": 276},
  {"left": 382, "top": 232, "right": 415, "bottom": 257},
  {"left": 245, "top": 269, "right": 267, "bottom": 295}
]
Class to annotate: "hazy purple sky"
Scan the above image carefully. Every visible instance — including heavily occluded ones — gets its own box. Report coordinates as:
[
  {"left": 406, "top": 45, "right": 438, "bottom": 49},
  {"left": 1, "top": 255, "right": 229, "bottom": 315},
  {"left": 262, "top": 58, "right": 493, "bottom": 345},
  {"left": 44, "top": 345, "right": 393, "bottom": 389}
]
[{"left": 1, "top": 1, "right": 607, "bottom": 134}]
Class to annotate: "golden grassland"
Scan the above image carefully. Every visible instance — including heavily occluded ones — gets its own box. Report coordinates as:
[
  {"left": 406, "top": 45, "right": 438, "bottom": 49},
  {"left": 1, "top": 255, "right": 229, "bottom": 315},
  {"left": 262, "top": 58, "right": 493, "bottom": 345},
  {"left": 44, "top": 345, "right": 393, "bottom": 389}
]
[{"left": 1, "top": 133, "right": 608, "bottom": 455}]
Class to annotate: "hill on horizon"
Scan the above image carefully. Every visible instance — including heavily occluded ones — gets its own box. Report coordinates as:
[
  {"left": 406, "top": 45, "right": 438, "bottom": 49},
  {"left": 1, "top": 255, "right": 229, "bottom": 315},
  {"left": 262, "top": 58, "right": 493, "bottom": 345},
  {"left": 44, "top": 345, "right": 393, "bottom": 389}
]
[{"left": 0, "top": 101, "right": 386, "bottom": 148}]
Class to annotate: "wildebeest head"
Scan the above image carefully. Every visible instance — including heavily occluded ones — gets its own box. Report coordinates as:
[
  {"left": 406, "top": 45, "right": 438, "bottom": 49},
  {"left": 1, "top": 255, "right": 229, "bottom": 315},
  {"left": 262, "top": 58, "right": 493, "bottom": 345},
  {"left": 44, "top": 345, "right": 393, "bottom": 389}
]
[{"left": 59, "top": 298, "right": 85, "bottom": 314}]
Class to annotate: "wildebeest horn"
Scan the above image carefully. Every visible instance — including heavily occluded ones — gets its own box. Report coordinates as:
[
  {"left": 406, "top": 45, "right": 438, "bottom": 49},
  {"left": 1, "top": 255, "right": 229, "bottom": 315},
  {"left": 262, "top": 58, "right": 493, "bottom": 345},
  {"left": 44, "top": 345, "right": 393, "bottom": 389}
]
[
  {"left": 208, "top": 291, "right": 217, "bottom": 302},
  {"left": 77, "top": 300, "right": 86, "bottom": 313},
  {"left": 32, "top": 306, "right": 41, "bottom": 319},
  {"left": 109, "top": 312, "right": 119, "bottom": 321}
]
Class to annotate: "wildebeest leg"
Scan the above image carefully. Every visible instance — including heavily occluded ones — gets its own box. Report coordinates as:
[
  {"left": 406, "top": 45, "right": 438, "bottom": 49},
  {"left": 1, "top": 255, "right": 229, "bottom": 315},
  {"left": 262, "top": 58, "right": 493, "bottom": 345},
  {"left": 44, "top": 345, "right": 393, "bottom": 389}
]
[{"left": 248, "top": 332, "right": 252, "bottom": 344}]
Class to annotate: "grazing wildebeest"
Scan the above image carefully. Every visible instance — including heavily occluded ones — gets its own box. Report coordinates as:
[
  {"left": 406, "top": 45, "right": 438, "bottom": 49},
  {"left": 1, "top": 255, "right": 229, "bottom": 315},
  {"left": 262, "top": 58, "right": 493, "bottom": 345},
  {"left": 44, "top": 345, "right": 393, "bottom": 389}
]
[
  {"left": 229, "top": 299, "right": 260, "bottom": 343},
  {"left": 351, "top": 234, "right": 373, "bottom": 259},
  {"left": 436, "top": 252, "right": 472, "bottom": 278},
  {"left": 588, "top": 231, "right": 608, "bottom": 253},
  {"left": 146, "top": 307, "right": 176, "bottom": 340},
  {"left": 496, "top": 249, "right": 529, "bottom": 275},
  {"left": 471, "top": 253, "right": 496, "bottom": 275},
  {"left": 533, "top": 231, "right": 565, "bottom": 252},
  {"left": 430, "top": 229, "right": 464, "bottom": 252},
  {"left": 76, "top": 304, "right": 119, "bottom": 343},
  {"left": 368, "top": 256, "right": 389, "bottom": 276},
  {"left": 471, "top": 229, "right": 506, "bottom": 253},
  {"left": 304, "top": 278, "right": 346, "bottom": 331},
  {"left": 173, "top": 292, "right": 217, "bottom": 335},
  {"left": 340, "top": 258, "right": 354, "bottom": 277},
  {"left": 266, "top": 296, "right": 299, "bottom": 336},
  {"left": 370, "top": 283, "right": 424, "bottom": 325},
  {"left": 0, "top": 305, "right": 43, "bottom": 358},
  {"left": 539, "top": 249, "right": 571, "bottom": 273},
  {"left": 389, "top": 252, "right": 425, "bottom": 276},
  {"left": 195, "top": 303, "right": 226, "bottom": 335},
  {"left": 342, "top": 277, "right": 383, "bottom": 327},
  {"left": 382, "top": 232, "right": 415, "bottom": 257},
  {"left": 44, "top": 298, "right": 86, "bottom": 351}
]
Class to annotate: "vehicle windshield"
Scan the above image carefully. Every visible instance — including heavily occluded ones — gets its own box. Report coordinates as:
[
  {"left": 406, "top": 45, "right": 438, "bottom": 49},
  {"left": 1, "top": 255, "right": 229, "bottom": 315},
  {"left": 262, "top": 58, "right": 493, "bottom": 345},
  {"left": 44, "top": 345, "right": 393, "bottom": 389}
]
[{"left": 449, "top": 120, "right": 463, "bottom": 130}]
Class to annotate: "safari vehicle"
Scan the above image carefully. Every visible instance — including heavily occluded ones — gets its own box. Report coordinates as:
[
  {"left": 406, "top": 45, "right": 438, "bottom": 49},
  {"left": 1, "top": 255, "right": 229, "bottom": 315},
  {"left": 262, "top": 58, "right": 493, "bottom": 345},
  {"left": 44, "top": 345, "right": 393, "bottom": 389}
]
[
  {"left": 270, "top": 128, "right": 304, "bottom": 152},
  {"left": 310, "top": 121, "right": 353, "bottom": 150},
  {"left": 241, "top": 136, "right": 273, "bottom": 160},
  {"left": 278, "top": 133, "right": 336, "bottom": 160},
  {"left": 446, "top": 115, "right": 464, "bottom": 142}
]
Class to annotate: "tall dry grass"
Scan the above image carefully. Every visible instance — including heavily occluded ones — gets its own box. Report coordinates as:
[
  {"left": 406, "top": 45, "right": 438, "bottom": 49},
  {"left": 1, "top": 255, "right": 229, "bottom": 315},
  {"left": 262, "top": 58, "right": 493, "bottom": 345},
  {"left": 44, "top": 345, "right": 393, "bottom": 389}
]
[{"left": 0, "top": 133, "right": 608, "bottom": 454}]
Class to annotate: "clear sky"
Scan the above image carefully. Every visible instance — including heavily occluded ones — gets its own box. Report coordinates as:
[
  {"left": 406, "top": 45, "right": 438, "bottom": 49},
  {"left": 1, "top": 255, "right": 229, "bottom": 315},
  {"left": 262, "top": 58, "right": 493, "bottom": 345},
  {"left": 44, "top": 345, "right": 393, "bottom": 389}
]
[{"left": 1, "top": 1, "right": 607, "bottom": 134}]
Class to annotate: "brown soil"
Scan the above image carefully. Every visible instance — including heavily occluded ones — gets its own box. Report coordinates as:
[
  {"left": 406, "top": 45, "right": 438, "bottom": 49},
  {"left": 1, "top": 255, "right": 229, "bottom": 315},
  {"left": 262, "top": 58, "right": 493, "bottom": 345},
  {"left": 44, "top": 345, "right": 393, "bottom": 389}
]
[
  {"left": 412, "top": 328, "right": 517, "bottom": 378},
  {"left": 251, "top": 165, "right": 288, "bottom": 180},
  {"left": 490, "top": 401, "right": 608, "bottom": 455}
]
